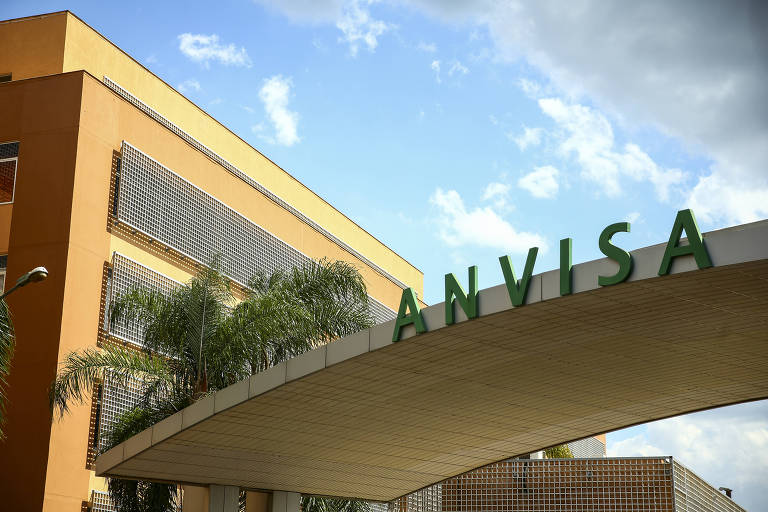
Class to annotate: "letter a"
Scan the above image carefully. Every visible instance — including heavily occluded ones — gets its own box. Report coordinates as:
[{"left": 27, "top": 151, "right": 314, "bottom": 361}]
[
  {"left": 658, "top": 209, "right": 712, "bottom": 275},
  {"left": 392, "top": 288, "right": 427, "bottom": 342}
]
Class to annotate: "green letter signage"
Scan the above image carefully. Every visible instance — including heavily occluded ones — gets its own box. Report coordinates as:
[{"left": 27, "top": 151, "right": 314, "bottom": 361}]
[
  {"left": 499, "top": 247, "right": 538, "bottom": 306},
  {"left": 560, "top": 238, "right": 572, "bottom": 296},
  {"left": 598, "top": 222, "right": 632, "bottom": 286},
  {"left": 445, "top": 266, "right": 478, "bottom": 325},
  {"left": 392, "top": 287, "right": 426, "bottom": 342},
  {"left": 658, "top": 209, "right": 712, "bottom": 275}
]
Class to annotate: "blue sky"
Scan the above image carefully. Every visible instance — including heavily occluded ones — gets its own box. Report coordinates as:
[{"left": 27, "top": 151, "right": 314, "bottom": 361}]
[{"left": 3, "top": 1, "right": 767, "bottom": 509}]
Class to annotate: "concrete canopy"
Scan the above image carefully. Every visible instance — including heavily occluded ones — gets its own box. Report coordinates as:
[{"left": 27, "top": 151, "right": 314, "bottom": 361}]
[{"left": 95, "top": 220, "right": 768, "bottom": 501}]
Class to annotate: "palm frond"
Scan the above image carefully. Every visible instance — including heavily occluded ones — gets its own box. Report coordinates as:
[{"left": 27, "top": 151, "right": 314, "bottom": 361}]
[{"left": 50, "top": 344, "right": 174, "bottom": 417}]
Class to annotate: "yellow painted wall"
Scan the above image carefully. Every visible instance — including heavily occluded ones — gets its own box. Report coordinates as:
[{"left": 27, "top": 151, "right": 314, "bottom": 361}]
[
  {"left": 59, "top": 12, "right": 423, "bottom": 296},
  {"left": 0, "top": 13, "right": 66, "bottom": 80},
  {"left": 0, "top": 72, "right": 89, "bottom": 512},
  {"left": 78, "top": 73, "right": 405, "bottom": 310}
]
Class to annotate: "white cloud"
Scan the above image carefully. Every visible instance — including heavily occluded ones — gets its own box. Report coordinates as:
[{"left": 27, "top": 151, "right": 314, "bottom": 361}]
[
  {"left": 448, "top": 60, "right": 469, "bottom": 76},
  {"left": 178, "top": 33, "right": 252, "bottom": 68},
  {"left": 688, "top": 165, "right": 768, "bottom": 225},
  {"left": 511, "top": 126, "right": 543, "bottom": 151},
  {"left": 431, "top": 60, "right": 441, "bottom": 83},
  {"left": 626, "top": 211, "right": 641, "bottom": 224},
  {"left": 482, "top": 182, "right": 510, "bottom": 201},
  {"left": 517, "top": 78, "right": 542, "bottom": 98},
  {"left": 482, "top": 182, "right": 512, "bottom": 210},
  {"left": 176, "top": 79, "right": 201, "bottom": 94},
  {"left": 518, "top": 166, "right": 559, "bottom": 199},
  {"left": 253, "top": 0, "right": 343, "bottom": 23},
  {"left": 430, "top": 188, "right": 547, "bottom": 253},
  {"left": 258, "top": 75, "right": 301, "bottom": 146},
  {"left": 406, "top": 0, "right": 768, "bottom": 225},
  {"left": 608, "top": 401, "right": 768, "bottom": 512},
  {"left": 539, "top": 98, "right": 685, "bottom": 201},
  {"left": 417, "top": 41, "right": 437, "bottom": 53},
  {"left": 336, "top": 0, "right": 393, "bottom": 57},
  {"left": 145, "top": 54, "right": 158, "bottom": 65}
]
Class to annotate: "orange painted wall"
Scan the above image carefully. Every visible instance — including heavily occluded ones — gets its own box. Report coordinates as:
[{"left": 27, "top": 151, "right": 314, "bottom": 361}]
[
  {"left": 0, "top": 12, "right": 66, "bottom": 80},
  {"left": 0, "top": 203, "right": 13, "bottom": 254},
  {"left": 0, "top": 72, "right": 85, "bottom": 512}
]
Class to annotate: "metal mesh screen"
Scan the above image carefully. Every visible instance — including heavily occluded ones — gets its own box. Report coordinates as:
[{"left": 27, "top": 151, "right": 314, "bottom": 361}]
[
  {"left": 91, "top": 490, "right": 115, "bottom": 512},
  {"left": 672, "top": 460, "right": 745, "bottom": 512},
  {"left": 107, "top": 253, "right": 181, "bottom": 346},
  {"left": 114, "top": 143, "right": 395, "bottom": 324},
  {"left": 103, "top": 77, "right": 408, "bottom": 291},
  {"left": 118, "top": 141, "right": 315, "bottom": 288},
  {"left": 97, "top": 371, "right": 145, "bottom": 453},
  {"left": 568, "top": 436, "right": 606, "bottom": 458},
  {"left": 0, "top": 159, "right": 16, "bottom": 203},
  {"left": 394, "top": 458, "right": 677, "bottom": 512}
]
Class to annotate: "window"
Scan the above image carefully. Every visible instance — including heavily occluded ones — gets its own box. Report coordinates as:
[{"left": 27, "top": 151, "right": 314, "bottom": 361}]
[
  {"left": 0, "top": 255, "right": 6, "bottom": 292},
  {"left": 0, "top": 142, "right": 19, "bottom": 204},
  {"left": 0, "top": 74, "right": 11, "bottom": 83}
]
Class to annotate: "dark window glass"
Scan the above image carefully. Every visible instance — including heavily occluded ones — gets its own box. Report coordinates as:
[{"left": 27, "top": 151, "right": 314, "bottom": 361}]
[
  {"left": 0, "top": 142, "right": 18, "bottom": 159},
  {"left": 0, "top": 74, "right": 10, "bottom": 83}
]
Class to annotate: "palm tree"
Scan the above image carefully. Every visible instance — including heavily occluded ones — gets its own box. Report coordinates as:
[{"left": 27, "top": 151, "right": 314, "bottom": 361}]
[
  {"left": 51, "top": 259, "right": 375, "bottom": 512},
  {"left": 0, "top": 299, "right": 14, "bottom": 439}
]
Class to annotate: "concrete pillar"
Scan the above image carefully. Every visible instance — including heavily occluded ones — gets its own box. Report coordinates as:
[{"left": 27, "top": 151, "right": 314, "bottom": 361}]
[
  {"left": 209, "top": 485, "right": 240, "bottom": 512},
  {"left": 245, "top": 491, "right": 270, "bottom": 512},
  {"left": 271, "top": 491, "right": 301, "bottom": 512},
  {"left": 182, "top": 485, "right": 209, "bottom": 512}
]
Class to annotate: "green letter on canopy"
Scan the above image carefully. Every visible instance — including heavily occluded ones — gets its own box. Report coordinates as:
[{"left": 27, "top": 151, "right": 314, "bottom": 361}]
[
  {"left": 499, "top": 247, "right": 538, "bottom": 307},
  {"left": 598, "top": 222, "right": 633, "bottom": 286},
  {"left": 392, "top": 287, "right": 427, "bottom": 342},
  {"left": 560, "top": 237, "right": 572, "bottom": 296},
  {"left": 445, "top": 266, "right": 478, "bottom": 325},
  {"left": 658, "top": 209, "right": 712, "bottom": 275}
]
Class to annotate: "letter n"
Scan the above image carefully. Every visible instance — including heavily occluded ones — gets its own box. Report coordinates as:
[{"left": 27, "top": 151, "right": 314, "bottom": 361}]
[{"left": 445, "top": 266, "right": 478, "bottom": 325}]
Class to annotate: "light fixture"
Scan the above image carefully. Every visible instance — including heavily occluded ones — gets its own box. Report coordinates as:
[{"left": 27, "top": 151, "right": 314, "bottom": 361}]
[{"left": 0, "top": 266, "right": 49, "bottom": 300}]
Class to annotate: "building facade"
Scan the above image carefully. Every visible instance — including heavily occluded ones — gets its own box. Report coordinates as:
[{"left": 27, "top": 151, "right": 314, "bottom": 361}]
[
  {"left": 0, "top": 11, "right": 608, "bottom": 512},
  {"left": 0, "top": 11, "right": 424, "bottom": 512},
  {"left": 393, "top": 457, "right": 746, "bottom": 512}
]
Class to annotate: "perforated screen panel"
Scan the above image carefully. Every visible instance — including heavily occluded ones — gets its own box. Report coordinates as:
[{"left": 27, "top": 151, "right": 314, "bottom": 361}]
[
  {"left": 568, "top": 436, "right": 606, "bottom": 458},
  {"left": 97, "top": 371, "right": 145, "bottom": 453},
  {"left": 672, "top": 460, "right": 745, "bottom": 512},
  {"left": 115, "top": 143, "right": 395, "bottom": 324},
  {"left": 107, "top": 253, "right": 181, "bottom": 346},
  {"left": 394, "top": 458, "right": 678, "bottom": 512},
  {"left": 91, "top": 490, "right": 115, "bottom": 512},
  {"left": 103, "top": 77, "right": 408, "bottom": 291}
]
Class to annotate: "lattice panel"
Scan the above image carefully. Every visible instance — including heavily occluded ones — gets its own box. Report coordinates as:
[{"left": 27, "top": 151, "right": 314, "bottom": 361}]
[
  {"left": 394, "top": 458, "right": 677, "bottom": 512},
  {"left": 103, "top": 77, "right": 408, "bottom": 291},
  {"left": 91, "top": 490, "right": 115, "bottom": 512},
  {"left": 107, "top": 253, "right": 181, "bottom": 346},
  {"left": 0, "top": 159, "right": 16, "bottom": 203},
  {"left": 97, "top": 371, "right": 145, "bottom": 453},
  {"left": 672, "top": 460, "right": 745, "bottom": 512},
  {"left": 114, "top": 143, "right": 395, "bottom": 324},
  {"left": 568, "top": 436, "right": 606, "bottom": 458}
]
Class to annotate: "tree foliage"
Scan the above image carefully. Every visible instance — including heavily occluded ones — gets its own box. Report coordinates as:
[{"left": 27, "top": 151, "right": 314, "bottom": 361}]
[
  {"left": 0, "top": 299, "right": 14, "bottom": 439},
  {"left": 544, "top": 444, "right": 574, "bottom": 459},
  {"left": 51, "top": 259, "right": 375, "bottom": 512}
]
